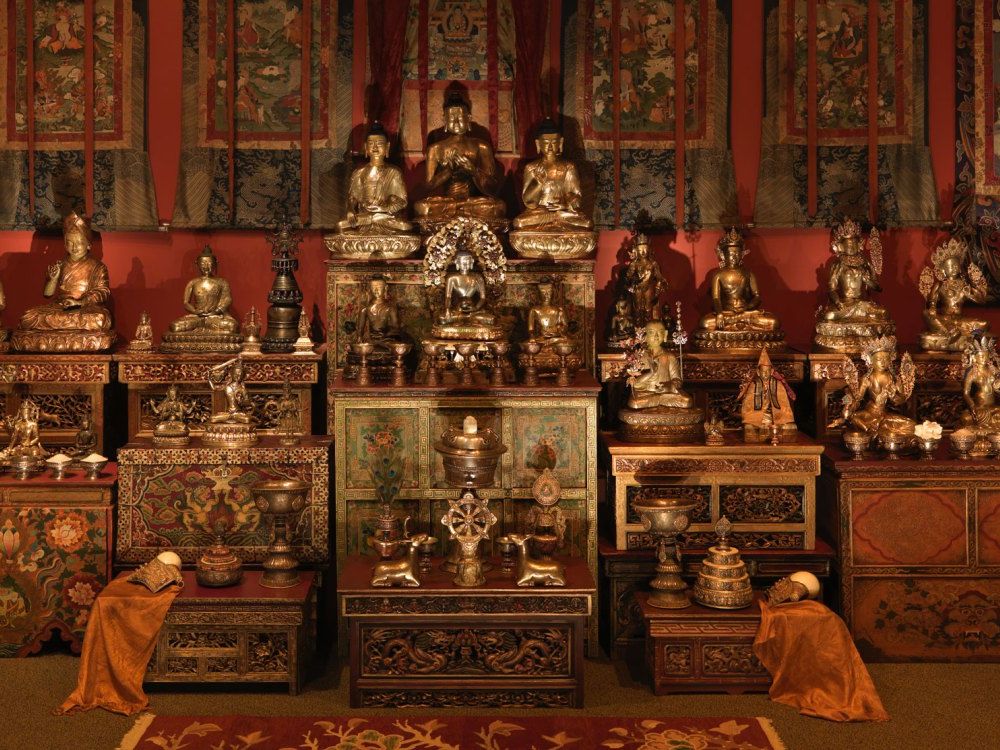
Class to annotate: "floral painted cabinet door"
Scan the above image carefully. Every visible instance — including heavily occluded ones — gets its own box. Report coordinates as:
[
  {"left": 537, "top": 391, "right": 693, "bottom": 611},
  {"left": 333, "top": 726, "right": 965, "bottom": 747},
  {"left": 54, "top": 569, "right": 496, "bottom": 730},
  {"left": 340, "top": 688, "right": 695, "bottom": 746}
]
[{"left": 0, "top": 470, "right": 115, "bottom": 656}]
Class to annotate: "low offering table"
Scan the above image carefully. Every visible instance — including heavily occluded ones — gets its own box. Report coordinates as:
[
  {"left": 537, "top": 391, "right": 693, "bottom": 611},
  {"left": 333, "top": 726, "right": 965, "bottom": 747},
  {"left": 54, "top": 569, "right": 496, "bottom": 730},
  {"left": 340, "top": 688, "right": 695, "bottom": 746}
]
[{"left": 339, "top": 555, "right": 595, "bottom": 708}]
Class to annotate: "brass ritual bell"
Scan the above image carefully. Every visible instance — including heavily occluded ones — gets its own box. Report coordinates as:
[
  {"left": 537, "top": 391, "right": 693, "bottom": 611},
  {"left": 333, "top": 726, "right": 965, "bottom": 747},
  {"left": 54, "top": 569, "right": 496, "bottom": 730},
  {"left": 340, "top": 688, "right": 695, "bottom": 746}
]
[{"left": 693, "top": 516, "right": 753, "bottom": 609}]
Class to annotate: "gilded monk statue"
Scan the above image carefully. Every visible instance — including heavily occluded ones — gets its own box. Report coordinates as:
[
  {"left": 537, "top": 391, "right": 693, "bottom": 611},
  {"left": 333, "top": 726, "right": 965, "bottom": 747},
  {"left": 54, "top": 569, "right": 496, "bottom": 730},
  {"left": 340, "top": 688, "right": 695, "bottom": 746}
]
[
  {"left": 414, "top": 91, "right": 506, "bottom": 227},
  {"left": 160, "top": 246, "right": 242, "bottom": 353},
  {"left": 12, "top": 211, "right": 115, "bottom": 352}
]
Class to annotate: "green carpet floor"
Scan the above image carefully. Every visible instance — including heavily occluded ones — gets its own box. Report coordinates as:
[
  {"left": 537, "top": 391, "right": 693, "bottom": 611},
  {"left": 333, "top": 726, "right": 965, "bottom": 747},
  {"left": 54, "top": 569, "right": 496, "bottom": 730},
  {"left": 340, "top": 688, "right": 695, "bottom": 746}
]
[{"left": 3, "top": 653, "right": 998, "bottom": 750}]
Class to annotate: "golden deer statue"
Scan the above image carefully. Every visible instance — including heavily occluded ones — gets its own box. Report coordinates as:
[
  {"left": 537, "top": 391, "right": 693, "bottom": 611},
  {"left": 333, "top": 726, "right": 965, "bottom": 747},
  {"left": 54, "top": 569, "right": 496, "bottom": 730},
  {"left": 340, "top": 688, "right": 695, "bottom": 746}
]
[
  {"left": 370, "top": 533, "right": 431, "bottom": 587},
  {"left": 508, "top": 533, "right": 566, "bottom": 587}
]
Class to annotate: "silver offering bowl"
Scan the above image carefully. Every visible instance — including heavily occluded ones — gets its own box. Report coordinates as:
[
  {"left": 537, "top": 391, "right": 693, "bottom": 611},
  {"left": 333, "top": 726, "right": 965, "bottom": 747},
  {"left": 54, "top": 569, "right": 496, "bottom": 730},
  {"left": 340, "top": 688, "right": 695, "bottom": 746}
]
[
  {"left": 917, "top": 436, "right": 941, "bottom": 461},
  {"left": 843, "top": 430, "right": 869, "bottom": 461},
  {"left": 251, "top": 479, "right": 311, "bottom": 588},
  {"left": 950, "top": 429, "right": 977, "bottom": 460},
  {"left": 632, "top": 496, "right": 698, "bottom": 609},
  {"left": 11, "top": 455, "right": 41, "bottom": 480},
  {"left": 878, "top": 433, "right": 912, "bottom": 460},
  {"left": 81, "top": 459, "right": 109, "bottom": 480}
]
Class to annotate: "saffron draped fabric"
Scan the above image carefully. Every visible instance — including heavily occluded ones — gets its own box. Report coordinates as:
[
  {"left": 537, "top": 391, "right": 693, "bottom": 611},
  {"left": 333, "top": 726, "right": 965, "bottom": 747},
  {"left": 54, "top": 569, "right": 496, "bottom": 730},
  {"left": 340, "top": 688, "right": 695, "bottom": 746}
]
[
  {"left": 753, "top": 599, "right": 890, "bottom": 723},
  {"left": 56, "top": 575, "right": 180, "bottom": 716}
]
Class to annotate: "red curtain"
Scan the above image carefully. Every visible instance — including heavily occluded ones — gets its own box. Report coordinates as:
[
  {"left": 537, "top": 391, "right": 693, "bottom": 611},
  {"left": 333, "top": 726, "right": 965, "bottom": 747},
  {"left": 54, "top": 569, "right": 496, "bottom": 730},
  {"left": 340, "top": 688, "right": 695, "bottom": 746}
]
[
  {"left": 367, "top": 0, "right": 409, "bottom": 137},
  {"left": 512, "top": 0, "right": 548, "bottom": 155}
]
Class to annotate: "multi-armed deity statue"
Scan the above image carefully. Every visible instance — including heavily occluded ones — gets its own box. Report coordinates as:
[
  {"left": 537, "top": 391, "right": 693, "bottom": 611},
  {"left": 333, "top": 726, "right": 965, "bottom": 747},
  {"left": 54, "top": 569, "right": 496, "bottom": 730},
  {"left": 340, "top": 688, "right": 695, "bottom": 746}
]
[
  {"left": 918, "top": 237, "right": 990, "bottom": 352},
  {"left": 151, "top": 384, "right": 192, "bottom": 446},
  {"left": 161, "top": 246, "right": 242, "bottom": 353},
  {"left": 12, "top": 212, "right": 115, "bottom": 352},
  {"left": 814, "top": 218, "right": 894, "bottom": 353},
  {"left": 326, "top": 121, "right": 421, "bottom": 259},
  {"left": 413, "top": 92, "right": 507, "bottom": 232},
  {"left": 618, "top": 320, "right": 702, "bottom": 443},
  {"left": 509, "top": 118, "right": 595, "bottom": 259},
  {"left": 692, "top": 228, "right": 785, "bottom": 352},
  {"left": 829, "top": 336, "right": 916, "bottom": 455}
]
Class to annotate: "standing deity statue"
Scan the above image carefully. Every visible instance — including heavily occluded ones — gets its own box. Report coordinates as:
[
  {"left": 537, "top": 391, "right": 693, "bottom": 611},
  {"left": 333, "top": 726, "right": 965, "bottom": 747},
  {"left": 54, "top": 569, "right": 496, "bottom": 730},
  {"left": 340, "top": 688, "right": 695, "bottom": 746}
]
[
  {"left": 622, "top": 233, "right": 667, "bottom": 327},
  {"left": 814, "top": 218, "right": 895, "bottom": 353},
  {"left": 413, "top": 91, "right": 506, "bottom": 228},
  {"left": 161, "top": 246, "right": 242, "bottom": 353},
  {"left": 12, "top": 212, "right": 115, "bottom": 352},
  {"left": 692, "top": 229, "right": 785, "bottom": 352},
  {"left": 336, "top": 122, "right": 413, "bottom": 234},
  {"left": 918, "top": 237, "right": 990, "bottom": 352}
]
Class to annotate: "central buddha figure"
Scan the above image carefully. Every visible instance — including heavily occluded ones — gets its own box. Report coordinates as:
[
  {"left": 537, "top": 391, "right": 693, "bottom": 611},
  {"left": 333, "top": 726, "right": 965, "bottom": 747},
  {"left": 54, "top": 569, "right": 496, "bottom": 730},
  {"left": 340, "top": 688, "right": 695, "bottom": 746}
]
[
  {"left": 12, "top": 212, "right": 115, "bottom": 352},
  {"left": 692, "top": 229, "right": 785, "bottom": 352},
  {"left": 161, "top": 246, "right": 242, "bottom": 353},
  {"left": 413, "top": 91, "right": 506, "bottom": 229},
  {"left": 430, "top": 249, "right": 504, "bottom": 341},
  {"left": 814, "top": 218, "right": 895, "bottom": 353}
]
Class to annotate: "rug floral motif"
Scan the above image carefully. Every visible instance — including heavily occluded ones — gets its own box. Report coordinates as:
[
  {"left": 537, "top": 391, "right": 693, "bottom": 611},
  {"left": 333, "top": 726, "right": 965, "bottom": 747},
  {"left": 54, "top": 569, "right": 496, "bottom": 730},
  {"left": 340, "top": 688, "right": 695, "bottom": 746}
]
[{"left": 121, "top": 715, "right": 785, "bottom": 750}]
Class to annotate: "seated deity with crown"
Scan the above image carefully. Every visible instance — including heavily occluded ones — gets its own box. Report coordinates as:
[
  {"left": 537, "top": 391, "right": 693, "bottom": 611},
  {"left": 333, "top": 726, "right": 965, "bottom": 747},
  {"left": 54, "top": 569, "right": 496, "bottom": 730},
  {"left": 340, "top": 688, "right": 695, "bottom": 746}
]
[
  {"left": 691, "top": 228, "right": 786, "bottom": 352},
  {"left": 813, "top": 218, "right": 895, "bottom": 354}
]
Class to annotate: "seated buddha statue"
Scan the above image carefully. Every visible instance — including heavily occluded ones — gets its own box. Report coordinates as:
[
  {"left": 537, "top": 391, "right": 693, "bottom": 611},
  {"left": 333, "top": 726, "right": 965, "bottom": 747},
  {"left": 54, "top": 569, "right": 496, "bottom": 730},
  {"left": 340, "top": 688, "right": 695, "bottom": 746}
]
[
  {"left": 429, "top": 250, "right": 504, "bottom": 341},
  {"left": 618, "top": 321, "right": 703, "bottom": 443},
  {"left": 510, "top": 119, "right": 595, "bottom": 258},
  {"left": 349, "top": 276, "right": 409, "bottom": 374},
  {"left": 413, "top": 92, "right": 506, "bottom": 229},
  {"left": 336, "top": 122, "right": 414, "bottom": 235},
  {"left": 519, "top": 279, "right": 580, "bottom": 374},
  {"left": 12, "top": 212, "right": 115, "bottom": 352},
  {"left": 161, "top": 246, "right": 242, "bottom": 353},
  {"left": 919, "top": 237, "right": 990, "bottom": 352},
  {"left": 692, "top": 229, "right": 785, "bottom": 352},
  {"left": 814, "top": 218, "right": 895, "bottom": 353}
]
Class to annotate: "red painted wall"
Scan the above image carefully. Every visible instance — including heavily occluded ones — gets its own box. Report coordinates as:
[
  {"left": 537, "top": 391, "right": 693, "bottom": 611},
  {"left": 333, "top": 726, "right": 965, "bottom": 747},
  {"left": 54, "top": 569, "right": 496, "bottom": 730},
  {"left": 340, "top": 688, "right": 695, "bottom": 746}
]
[{"left": 0, "top": 0, "right": 982, "bottom": 349}]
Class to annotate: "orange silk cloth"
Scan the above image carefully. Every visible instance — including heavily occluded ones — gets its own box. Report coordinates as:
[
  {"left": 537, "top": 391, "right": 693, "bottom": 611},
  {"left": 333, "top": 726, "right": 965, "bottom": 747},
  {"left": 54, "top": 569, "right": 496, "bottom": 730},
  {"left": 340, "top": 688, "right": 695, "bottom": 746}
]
[
  {"left": 753, "top": 599, "right": 889, "bottom": 722},
  {"left": 57, "top": 575, "right": 180, "bottom": 716}
]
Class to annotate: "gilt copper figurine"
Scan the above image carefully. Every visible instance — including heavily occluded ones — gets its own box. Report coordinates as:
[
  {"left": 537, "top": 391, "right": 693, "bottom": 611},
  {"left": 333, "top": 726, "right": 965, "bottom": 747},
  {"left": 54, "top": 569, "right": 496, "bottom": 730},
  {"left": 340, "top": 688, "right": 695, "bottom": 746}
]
[
  {"left": 202, "top": 357, "right": 257, "bottom": 447},
  {"left": 151, "top": 384, "right": 191, "bottom": 446},
  {"left": 829, "top": 336, "right": 916, "bottom": 455},
  {"left": 960, "top": 335, "right": 1000, "bottom": 432},
  {"left": 413, "top": 91, "right": 507, "bottom": 232},
  {"left": 327, "top": 121, "right": 421, "bottom": 259},
  {"left": 814, "top": 218, "right": 894, "bottom": 353},
  {"left": 623, "top": 233, "right": 667, "bottom": 327},
  {"left": 919, "top": 237, "right": 990, "bottom": 352},
  {"left": 738, "top": 349, "right": 797, "bottom": 442},
  {"left": 161, "top": 246, "right": 242, "bottom": 353},
  {"left": 692, "top": 228, "right": 785, "bottom": 352},
  {"left": 0, "top": 399, "right": 57, "bottom": 461},
  {"left": 348, "top": 276, "right": 409, "bottom": 380},
  {"left": 12, "top": 212, "right": 115, "bottom": 352},
  {"left": 518, "top": 278, "right": 580, "bottom": 376},
  {"left": 127, "top": 311, "right": 154, "bottom": 352},
  {"left": 510, "top": 118, "right": 595, "bottom": 259}
]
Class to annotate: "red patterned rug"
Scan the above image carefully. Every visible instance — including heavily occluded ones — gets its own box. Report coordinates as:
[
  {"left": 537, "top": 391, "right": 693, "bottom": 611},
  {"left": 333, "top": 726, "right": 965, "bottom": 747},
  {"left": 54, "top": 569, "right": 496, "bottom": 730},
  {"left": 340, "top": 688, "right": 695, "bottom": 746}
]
[{"left": 120, "top": 715, "right": 786, "bottom": 750}]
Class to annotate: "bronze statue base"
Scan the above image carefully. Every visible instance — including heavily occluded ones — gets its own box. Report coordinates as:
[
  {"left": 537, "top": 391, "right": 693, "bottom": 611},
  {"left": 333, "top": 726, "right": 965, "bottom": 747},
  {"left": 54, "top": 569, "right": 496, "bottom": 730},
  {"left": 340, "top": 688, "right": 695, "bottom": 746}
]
[
  {"left": 324, "top": 232, "right": 422, "bottom": 260},
  {"left": 691, "top": 328, "right": 786, "bottom": 353},
  {"left": 618, "top": 406, "right": 704, "bottom": 444},
  {"left": 10, "top": 329, "right": 115, "bottom": 353},
  {"left": 202, "top": 422, "right": 259, "bottom": 447},
  {"left": 813, "top": 321, "right": 896, "bottom": 354},
  {"left": 919, "top": 331, "right": 970, "bottom": 353},
  {"left": 153, "top": 433, "right": 191, "bottom": 447},
  {"left": 417, "top": 216, "right": 509, "bottom": 236},
  {"left": 429, "top": 323, "right": 506, "bottom": 342},
  {"left": 126, "top": 341, "right": 153, "bottom": 353},
  {"left": 161, "top": 331, "right": 243, "bottom": 354},
  {"left": 509, "top": 230, "right": 597, "bottom": 259}
]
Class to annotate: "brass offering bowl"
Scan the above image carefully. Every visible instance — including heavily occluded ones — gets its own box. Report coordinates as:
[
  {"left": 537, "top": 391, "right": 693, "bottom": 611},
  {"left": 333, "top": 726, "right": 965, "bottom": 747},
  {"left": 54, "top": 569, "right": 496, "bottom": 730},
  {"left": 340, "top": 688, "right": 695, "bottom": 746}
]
[
  {"left": 631, "top": 496, "right": 698, "bottom": 609},
  {"left": 251, "top": 479, "right": 311, "bottom": 588}
]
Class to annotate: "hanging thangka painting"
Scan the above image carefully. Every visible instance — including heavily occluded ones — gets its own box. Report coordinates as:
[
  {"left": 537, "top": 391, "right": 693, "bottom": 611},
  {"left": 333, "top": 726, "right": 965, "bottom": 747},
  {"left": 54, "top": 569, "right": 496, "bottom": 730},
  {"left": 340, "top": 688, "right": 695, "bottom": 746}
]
[
  {"left": 755, "top": 0, "right": 937, "bottom": 227},
  {"left": 172, "top": 0, "right": 353, "bottom": 229},
  {"left": 0, "top": 1, "right": 158, "bottom": 230},
  {"left": 954, "top": 0, "right": 1000, "bottom": 301},
  {"left": 562, "top": 0, "right": 738, "bottom": 229}
]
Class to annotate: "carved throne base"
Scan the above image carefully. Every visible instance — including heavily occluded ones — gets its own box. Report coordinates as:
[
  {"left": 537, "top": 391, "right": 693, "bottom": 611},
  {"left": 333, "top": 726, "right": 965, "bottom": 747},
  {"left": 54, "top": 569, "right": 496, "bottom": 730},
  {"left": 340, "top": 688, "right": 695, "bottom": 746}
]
[
  {"left": 509, "top": 230, "right": 597, "bottom": 259},
  {"left": 202, "top": 421, "right": 258, "bottom": 447},
  {"left": 618, "top": 406, "right": 704, "bottom": 444},
  {"left": 324, "top": 232, "right": 422, "bottom": 260},
  {"left": 691, "top": 328, "right": 786, "bottom": 354},
  {"left": 10, "top": 329, "right": 116, "bottom": 353},
  {"left": 813, "top": 321, "right": 895, "bottom": 354},
  {"left": 918, "top": 331, "right": 972, "bottom": 353},
  {"left": 160, "top": 331, "right": 243, "bottom": 354}
]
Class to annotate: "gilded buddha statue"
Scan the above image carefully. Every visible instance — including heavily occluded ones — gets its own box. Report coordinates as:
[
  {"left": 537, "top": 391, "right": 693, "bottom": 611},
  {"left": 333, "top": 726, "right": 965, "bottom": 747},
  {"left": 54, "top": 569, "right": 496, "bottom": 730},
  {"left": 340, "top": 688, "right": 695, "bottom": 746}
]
[
  {"left": 918, "top": 237, "right": 990, "bottom": 352},
  {"left": 622, "top": 233, "right": 667, "bottom": 327},
  {"left": 960, "top": 335, "right": 1000, "bottom": 432},
  {"left": 326, "top": 122, "right": 421, "bottom": 259},
  {"left": 430, "top": 249, "right": 504, "bottom": 341},
  {"left": 618, "top": 320, "right": 703, "bottom": 443},
  {"left": 829, "top": 336, "right": 916, "bottom": 451},
  {"left": 692, "top": 229, "right": 785, "bottom": 352},
  {"left": 509, "top": 118, "right": 595, "bottom": 259},
  {"left": 347, "top": 276, "right": 409, "bottom": 378},
  {"left": 518, "top": 278, "right": 581, "bottom": 375},
  {"left": 161, "top": 246, "right": 242, "bottom": 353},
  {"left": 12, "top": 212, "right": 115, "bottom": 352},
  {"left": 413, "top": 91, "right": 507, "bottom": 232},
  {"left": 814, "top": 218, "right": 895, "bottom": 353}
]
